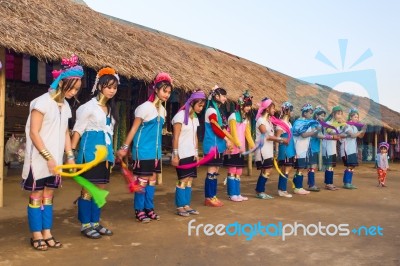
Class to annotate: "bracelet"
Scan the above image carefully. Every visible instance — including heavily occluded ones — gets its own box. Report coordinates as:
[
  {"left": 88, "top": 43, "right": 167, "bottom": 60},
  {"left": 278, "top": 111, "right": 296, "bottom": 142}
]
[
  {"left": 194, "top": 149, "right": 199, "bottom": 157},
  {"left": 39, "top": 149, "right": 53, "bottom": 161},
  {"left": 120, "top": 144, "right": 129, "bottom": 150},
  {"left": 173, "top": 149, "right": 179, "bottom": 158},
  {"left": 65, "top": 150, "right": 75, "bottom": 160}
]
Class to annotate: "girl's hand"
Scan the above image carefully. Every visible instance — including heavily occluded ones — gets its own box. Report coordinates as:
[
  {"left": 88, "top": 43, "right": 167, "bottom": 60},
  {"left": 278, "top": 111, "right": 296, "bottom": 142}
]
[
  {"left": 117, "top": 149, "right": 128, "bottom": 160},
  {"left": 171, "top": 156, "right": 179, "bottom": 167},
  {"left": 47, "top": 158, "right": 57, "bottom": 175},
  {"left": 226, "top": 140, "right": 233, "bottom": 151},
  {"left": 66, "top": 158, "right": 76, "bottom": 173}
]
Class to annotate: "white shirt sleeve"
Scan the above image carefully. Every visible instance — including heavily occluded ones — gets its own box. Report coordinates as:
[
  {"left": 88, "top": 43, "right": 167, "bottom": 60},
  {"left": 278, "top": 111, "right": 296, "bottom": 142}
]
[
  {"left": 73, "top": 103, "right": 90, "bottom": 136},
  {"left": 172, "top": 110, "right": 184, "bottom": 125},
  {"left": 30, "top": 95, "right": 49, "bottom": 115}
]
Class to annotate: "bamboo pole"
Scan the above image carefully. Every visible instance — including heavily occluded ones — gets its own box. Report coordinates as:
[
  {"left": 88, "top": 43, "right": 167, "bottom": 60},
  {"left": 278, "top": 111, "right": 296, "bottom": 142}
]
[
  {"left": 247, "top": 153, "right": 253, "bottom": 176},
  {"left": 0, "top": 47, "right": 6, "bottom": 207}
]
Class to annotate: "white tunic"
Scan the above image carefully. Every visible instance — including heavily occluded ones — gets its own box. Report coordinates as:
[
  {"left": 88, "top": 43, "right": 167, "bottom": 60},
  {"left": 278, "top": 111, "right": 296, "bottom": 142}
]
[
  {"left": 172, "top": 110, "right": 199, "bottom": 159},
  {"left": 255, "top": 117, "right": 274, "bottom": 161},
  {"left": 22, "top": 93, "right": 71, "bottom": 180},
  {"left": 340, "top": 125, "right": 358, "bottom": 156}
]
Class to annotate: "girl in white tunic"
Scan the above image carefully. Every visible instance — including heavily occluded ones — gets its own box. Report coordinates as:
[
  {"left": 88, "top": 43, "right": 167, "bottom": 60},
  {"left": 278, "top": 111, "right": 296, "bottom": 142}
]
[
  {"left": 22, "top": 55, "right": 83, "bottom": 251},
  {"left": 340, "top": 108, "right": 367, "bottom": 189},
  {"left": 254, "top": 98, "right": 288, "bottom": 199},
  {"left": 71, "top": 67, "right": 119, "bottom": 239},
  {"left": 171, "top": 90, "right": 206, "bottom": 216},
  {"left": 322, "top": 106, "right": 347, "bottom": 190}
]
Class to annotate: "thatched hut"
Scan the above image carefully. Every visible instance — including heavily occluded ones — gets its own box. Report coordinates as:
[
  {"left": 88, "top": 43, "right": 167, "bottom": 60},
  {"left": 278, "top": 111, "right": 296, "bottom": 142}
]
[{"left": 0, "top": 0, "right": 399, "bottom": 206}]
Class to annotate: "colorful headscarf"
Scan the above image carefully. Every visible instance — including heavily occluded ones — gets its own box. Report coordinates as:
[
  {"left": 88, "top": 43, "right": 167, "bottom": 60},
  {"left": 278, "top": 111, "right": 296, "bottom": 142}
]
[
  {"left": 91, "top": 67, "right": 120, "bottom": 94},
  {"left": 50, "top": 54, "right": 84, "bottom": 90},
  {"left": 301, "top": 103, "right": 313, "bottom": 115},
  {"left": 379, "top": 142, "right": 389, "bottom": 150},
  {"left": 313, "top": 105, "right": 326, "bottom": 119},
  {"left": 237, "top": 90, "right": 253, "bottom": 107},
  {"left": 325, "top": 105, "right": 343, "bottom": 122},
  {"left": 281, "top": 101, "right": 293, "bottom": 114},
  {"left": 206, "top": 85, "right": 225, "bottom": 126},
  {"left": 236, "top": 90, "right": 253, "bottom": 122},
  {"left": 180, "top": 90, "right": 206, "bottom": 125},
  {"left": 348, "top": 107, "right": 359, "bottom": 121},
  {"left": 256, "top": 97, "right": 273, "bottom": 120},
  {"left": 148, "top": 72, "right": 173, "bottom": 102}
]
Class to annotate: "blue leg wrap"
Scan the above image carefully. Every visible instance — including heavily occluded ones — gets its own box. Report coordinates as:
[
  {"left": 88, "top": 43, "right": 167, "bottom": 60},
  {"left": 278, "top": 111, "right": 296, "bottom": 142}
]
[
  {"left": 256, "top": 175, "right": 267, "bottom": 193},
  {"left": 144, "top": 185, "right": 155, "bottom": 209},
  {"left": 227, "top": 176, "right": 235, "bottom": 196},
  {"left": 91, "top": 199, "right": 101, "bottom": 223},
  {"left": 324, "top": 170, "right": 333, "bottom": 184},
  {"left": 308, "top": 171, "right": 315, "bottom": 187},
  {"left": 348, "top": 171, "right": 353, "bottom": 184},
  {"left": 294, "top": 174, "right": 304, "bottom": 189},
  {"left": 212, "top": 173, "right": 218, "bottom": 197},
  {"left": 42, "top": 205, "right": 53, "bottom": 230},
  {"left": 278, "top": 175, "right": 287, "bottom": 191},
  {"left": 325, "top": 170, "right": 334, "bottom": 184},
  {"left": 27, "top": 206, "right": 42, "bottom": 232},
  {"left": 175, "top": 186, "right": 186, "bottom": 208},
  {"left": 235, "top": 178, "right": 241, "bottom": 195},
  {"left": 134, "top": 191, "right": 145, "bottom": 210},
  {"left": 204, "top": 174, "right": 213, "bottom": 198},
  {"left": 185, "top": 186, "right": 192, "bottom": 206},
  {"left": 78, "top": 197, "right": 92, "bottom": 224}
]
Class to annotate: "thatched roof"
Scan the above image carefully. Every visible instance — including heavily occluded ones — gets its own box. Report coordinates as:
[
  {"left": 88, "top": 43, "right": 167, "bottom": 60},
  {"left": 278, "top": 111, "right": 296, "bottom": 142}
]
[{"left": 1, "top": 0, "right": 399, "bottom": 131}]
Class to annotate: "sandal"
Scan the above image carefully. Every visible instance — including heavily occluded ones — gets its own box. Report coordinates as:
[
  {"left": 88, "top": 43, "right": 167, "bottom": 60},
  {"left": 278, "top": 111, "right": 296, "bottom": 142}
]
[
  {"left": 184, "top": 206, "right": 199, "bottom": 215},
  {"left": 176, "top": 208, "right": 190, "bottom": 217},
  {"left": 81, "top": 226, "right": 102, "bottom": 239},
  {"left": 94, "top": 224, "right": 113, "bottom": 236},
  {"left": 145, "top": 208, "right": 160, "bottom": 221},
  {"left": 135, "top": 210, "right": 151, "bottom": 223},
  {"left": 44, "top": 236, "right": 62, "bottom": 248},
  {"left": 30, "top": 238, "right": 48, "bottom": 251}
]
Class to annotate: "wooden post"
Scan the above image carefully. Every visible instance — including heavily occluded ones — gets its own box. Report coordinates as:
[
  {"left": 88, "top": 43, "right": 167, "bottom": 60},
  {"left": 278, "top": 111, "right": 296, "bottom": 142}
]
[
  {"left": 247, "top": 153, "right": 253, "bottom": 176},
  {"left": 374, "top": 131, "right": 378, "bottom": 162},
  {"left": 156, "top": 162, "right": 162, "bottom": 185},
  {"left": 384, "top": 129, "right": 388, "bottom": 142},
  {"left": 0, "top": 47, "right": 6, "bottom": 207},
  {"left": 318, "top": 140, "right": 323, "bottom": 171}
]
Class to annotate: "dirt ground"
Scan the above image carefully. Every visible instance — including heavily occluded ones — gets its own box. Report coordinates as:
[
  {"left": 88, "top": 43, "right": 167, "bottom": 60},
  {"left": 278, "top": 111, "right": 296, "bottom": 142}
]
[{"left": 0, "top": 162, "right": 399, "bottom": 266}]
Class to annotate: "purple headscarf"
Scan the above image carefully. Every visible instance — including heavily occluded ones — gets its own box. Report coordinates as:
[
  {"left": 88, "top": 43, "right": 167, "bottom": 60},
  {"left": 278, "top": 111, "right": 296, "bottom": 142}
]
[{"left": 180, "top": 90, "right": 206, "bottom": 125}]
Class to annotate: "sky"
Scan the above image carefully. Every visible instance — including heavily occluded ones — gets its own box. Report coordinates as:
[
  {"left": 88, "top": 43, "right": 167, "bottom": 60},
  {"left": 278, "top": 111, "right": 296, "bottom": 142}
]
[{"left": 84, "top": 0, "right": 400, "bottom": 113}]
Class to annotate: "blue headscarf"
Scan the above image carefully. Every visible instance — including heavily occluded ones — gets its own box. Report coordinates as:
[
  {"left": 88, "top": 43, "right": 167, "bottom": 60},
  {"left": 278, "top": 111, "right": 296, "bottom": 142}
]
[{"left": 50, "top": 65, "right": 84, "bottom": 90}]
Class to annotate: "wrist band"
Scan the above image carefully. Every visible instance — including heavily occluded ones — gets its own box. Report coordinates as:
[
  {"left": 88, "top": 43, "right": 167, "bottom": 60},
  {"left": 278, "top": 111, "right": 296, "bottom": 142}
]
[
  {"left": 120, "top": 144, "right": 129, "bottom": 150},
  {"left": 39, "top": 149, "right": 53, "bottom": 161}
]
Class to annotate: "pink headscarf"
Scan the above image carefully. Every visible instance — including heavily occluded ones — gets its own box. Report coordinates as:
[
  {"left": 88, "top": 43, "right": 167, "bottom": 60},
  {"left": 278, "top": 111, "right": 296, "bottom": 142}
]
[
  {"left": 256, "top": 98, "right": 291, "bottom": 140},
  {"left": 148, "top": 72, "right": 172, "bottom": 102},
  {"left": 256, "top": 98, "right": 273, "bottom": 120}
]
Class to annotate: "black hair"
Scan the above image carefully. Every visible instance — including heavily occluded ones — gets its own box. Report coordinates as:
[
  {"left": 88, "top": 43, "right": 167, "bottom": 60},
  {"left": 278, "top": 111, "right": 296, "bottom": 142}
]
[{"left": 95, "top": 74, "right": 119, "bottom": 124}]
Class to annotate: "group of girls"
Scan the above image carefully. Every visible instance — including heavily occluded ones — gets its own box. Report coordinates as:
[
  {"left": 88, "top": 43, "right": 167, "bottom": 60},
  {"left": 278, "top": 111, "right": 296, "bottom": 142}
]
[{"left": 21, "top": 54, "right": 369, "bottom": 251}]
